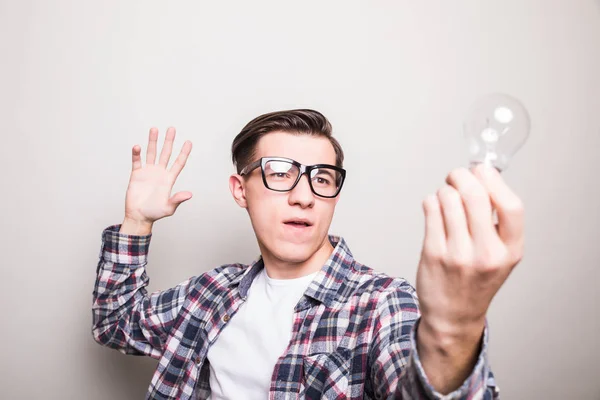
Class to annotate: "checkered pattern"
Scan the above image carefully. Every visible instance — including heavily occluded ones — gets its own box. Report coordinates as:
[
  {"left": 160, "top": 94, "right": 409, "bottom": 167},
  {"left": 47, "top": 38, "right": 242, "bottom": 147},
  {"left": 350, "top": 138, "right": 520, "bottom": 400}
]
[{"left": 93, "top": 224, "right": 499, "bottom": 399}]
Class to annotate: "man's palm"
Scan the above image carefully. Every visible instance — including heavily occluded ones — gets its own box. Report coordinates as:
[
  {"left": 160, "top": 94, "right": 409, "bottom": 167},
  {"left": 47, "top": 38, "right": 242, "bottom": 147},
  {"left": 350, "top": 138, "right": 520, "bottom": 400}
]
[{"left": 124, "top": 127, "right": 193, "bottom": 224}]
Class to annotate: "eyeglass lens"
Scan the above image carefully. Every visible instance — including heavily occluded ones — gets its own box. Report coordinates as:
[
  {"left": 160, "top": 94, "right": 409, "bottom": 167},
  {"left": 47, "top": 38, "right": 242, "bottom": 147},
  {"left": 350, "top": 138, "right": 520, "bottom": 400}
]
[{"left": 264, "top": 160, "right": 342, "bottom": 197}]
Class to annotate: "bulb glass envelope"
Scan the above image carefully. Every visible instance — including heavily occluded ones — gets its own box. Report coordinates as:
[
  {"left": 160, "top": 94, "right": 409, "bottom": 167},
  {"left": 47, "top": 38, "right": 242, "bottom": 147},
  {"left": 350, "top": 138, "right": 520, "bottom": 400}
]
[{"left": 463, "top": 93, "right": 531, "bottom": 171}]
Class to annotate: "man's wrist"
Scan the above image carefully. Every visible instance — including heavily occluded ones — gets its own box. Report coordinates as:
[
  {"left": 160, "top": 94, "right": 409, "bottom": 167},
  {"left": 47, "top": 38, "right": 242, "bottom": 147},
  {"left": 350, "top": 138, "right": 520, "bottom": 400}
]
[
  {"left": 418, "top": 317, "right": 485, "bottom": 358},
  {"left": 422, "top": 314, "right": 485, "bottom": 341},
  {"left": 120, "top": 218, "right": 154, "bottom": 236},
  {"left": 415, "top": 316, "right": 485, "bottom": 394}
]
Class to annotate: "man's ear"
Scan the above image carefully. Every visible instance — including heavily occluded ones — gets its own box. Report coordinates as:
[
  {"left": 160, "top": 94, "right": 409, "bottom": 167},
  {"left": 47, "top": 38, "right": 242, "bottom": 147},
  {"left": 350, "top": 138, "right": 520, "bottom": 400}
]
[{"left": 229, "top": 174, "right": 248, "bottom": 208}]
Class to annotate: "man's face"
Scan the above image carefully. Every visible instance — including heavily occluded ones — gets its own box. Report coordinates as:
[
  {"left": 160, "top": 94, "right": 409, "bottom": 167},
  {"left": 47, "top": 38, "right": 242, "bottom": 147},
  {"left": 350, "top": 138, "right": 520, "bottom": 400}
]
[{"left": 232, "top": 131, "right": 341, "bottom": 264}]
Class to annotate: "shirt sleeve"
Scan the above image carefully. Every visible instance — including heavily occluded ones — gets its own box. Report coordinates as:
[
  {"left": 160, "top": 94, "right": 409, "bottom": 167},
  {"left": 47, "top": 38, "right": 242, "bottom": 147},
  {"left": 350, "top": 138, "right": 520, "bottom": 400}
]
[
  {"left": 368, "top": 280, "right": 500, "bottom": 399},
  {"left": 91, "top": 224, "right": 195, "bottom": 359}
]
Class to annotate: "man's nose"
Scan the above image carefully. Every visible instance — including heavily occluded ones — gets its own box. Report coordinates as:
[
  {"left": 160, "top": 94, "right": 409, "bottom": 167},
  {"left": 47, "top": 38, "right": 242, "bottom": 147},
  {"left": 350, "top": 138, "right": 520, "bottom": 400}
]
[{"left": 288, "top": 173, "right": 315, "bottom": 208}]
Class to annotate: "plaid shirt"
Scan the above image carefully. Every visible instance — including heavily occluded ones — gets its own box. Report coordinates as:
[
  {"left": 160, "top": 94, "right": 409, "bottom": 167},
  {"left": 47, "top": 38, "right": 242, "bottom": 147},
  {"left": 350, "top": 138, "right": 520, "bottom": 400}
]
[{"left": 93, "top": 224, "right": 499, "bottom": 400}]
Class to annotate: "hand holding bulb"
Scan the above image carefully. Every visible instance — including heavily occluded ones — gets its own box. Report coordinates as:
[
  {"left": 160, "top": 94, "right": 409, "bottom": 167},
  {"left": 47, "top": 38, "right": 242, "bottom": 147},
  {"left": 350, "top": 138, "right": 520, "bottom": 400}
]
[{"left": 414, "top": 94, "right": 528, "bottom": 393}]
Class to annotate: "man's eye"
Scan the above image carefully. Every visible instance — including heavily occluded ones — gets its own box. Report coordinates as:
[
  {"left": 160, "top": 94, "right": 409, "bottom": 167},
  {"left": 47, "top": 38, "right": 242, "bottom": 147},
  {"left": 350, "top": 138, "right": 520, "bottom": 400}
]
[
  {"left": 271, "top": 173, "right": 289, "bottom": 178},
  {"left": 314, "top": 177, "right": 331, "bottom": 185}
]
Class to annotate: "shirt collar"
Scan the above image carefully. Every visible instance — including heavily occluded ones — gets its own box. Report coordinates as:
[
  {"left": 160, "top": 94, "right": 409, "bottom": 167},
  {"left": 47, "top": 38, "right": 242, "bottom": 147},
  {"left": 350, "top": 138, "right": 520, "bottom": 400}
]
[{"left": 233, "top": 235, "right": 355, "bottom": 307}]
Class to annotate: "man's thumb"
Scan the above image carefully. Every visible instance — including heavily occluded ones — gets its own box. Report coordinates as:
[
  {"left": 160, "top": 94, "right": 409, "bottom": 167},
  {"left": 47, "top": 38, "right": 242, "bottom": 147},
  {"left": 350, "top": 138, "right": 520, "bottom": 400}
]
[{"left": 170, "top": 191, "right": 193, "bottom": 208}]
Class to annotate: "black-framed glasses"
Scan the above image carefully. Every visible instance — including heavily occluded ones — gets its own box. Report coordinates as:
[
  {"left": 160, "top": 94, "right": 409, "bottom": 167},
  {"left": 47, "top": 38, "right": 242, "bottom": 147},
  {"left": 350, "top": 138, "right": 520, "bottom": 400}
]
[{"left": 239, "top": 157, "right": 346, "bottom": 198}]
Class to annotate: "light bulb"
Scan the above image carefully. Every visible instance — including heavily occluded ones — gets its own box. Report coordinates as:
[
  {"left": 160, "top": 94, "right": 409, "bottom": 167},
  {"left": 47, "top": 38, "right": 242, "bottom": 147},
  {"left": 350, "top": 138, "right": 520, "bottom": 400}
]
[{"left": 463, "top": 93, "right": 530, "bottom": 171}]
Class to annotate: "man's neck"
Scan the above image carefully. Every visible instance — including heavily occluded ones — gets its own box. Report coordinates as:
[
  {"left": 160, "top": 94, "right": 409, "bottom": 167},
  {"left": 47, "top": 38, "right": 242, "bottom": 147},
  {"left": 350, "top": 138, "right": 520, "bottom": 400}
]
[{"left": 260, "top": 238, "right": 335, "bottom": 280}]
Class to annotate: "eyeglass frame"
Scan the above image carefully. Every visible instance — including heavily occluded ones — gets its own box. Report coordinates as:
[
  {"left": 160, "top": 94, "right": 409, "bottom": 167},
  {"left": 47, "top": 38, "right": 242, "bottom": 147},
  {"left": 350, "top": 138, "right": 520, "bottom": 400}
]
[{"left": 239, "top": 156, "right": 347, "bottom": 198}]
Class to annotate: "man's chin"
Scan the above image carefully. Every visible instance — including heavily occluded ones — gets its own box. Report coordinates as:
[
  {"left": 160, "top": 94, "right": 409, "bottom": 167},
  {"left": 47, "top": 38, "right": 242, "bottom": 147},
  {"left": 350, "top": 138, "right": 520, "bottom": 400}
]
[
  {"left": 271, "top": 240, "right": 314, "bottom": 264},
  {"left": 275, "top": 248, "right": 311, "bottom": 264}
]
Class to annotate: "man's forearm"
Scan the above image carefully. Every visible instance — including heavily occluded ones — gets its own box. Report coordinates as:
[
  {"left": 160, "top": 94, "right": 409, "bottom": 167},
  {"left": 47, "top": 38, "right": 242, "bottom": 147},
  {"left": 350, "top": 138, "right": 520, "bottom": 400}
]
[
  {"left": 416, "top": 318, "right": 485, "bottom": 395},
  {"left": 93, "top": 224, "right": 165, "bottom": 357}
]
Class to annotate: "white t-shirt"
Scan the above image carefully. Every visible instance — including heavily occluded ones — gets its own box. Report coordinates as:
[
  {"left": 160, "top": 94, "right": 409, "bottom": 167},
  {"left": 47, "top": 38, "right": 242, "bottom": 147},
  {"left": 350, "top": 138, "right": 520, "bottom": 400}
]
[{"left": 206, "top": 267, "right": 318, "bottom": 400}]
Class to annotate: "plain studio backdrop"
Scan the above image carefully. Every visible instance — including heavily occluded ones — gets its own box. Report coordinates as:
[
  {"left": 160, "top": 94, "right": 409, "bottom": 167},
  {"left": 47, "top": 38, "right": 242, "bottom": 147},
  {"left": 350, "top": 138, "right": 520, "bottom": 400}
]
[{"left": 1, "top": 1, "right": 599, "bottom": 399}]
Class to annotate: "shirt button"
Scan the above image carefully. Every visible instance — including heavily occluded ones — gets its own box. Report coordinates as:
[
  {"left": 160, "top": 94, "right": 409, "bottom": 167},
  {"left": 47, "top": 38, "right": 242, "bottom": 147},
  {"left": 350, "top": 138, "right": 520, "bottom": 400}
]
[{"left": 223, "top": 314, "right": 230, "bottom": 322}]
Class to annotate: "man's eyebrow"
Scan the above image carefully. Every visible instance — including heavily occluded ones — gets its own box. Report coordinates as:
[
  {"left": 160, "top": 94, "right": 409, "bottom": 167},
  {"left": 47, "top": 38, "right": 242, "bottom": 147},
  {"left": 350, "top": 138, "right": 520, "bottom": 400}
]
[{"left": 313, "top": 168, "right": 335, "bottom": 178}]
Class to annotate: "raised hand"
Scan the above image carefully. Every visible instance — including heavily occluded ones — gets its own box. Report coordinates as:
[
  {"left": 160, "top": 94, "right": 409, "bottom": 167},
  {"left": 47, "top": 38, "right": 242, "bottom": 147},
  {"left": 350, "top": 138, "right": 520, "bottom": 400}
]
[
  {"left": 121, "top": 127, "right": 193, "bottom": 234},
  {"left": 415, "top": 164, "right": 524, "bottom": 393}
]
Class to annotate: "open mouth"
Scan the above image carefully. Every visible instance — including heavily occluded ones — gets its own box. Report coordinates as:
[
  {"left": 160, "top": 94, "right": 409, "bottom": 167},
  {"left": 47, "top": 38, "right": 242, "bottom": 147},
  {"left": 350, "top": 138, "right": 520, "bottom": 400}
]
[
  {"left": 283, "top": 218, "right": 313, "bottom": 228},
  {"left": 285, "top": 221, "right": 310, "bottom": 227}
]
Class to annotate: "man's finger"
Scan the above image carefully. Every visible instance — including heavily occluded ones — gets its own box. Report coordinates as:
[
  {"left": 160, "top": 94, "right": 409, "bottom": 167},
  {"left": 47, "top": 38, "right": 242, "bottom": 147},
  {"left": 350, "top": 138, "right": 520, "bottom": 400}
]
[
  {"left": 159, "top": 127, "right": 176, "bottom": 168},
  {"left": 422, "top": 194, "right": 446, "bottom": 257},
  {"left": 169, "top": 191, "right": 193, "bottom": 208},
  {"left": 446, "top": 167, "right": 496, "bottom": 246},
  {"left": 146, "top": 127, "right": 159, "bottom": 165},
  {"left": 472, "top": 164, "right": 524, "bottom": 248},
  {"left": 437, "top": 185, "right": 470, "bottom": 249},
  {"left": 132, "top": 145, "right": 142, "bottom": 171},
  {"left": 169, "top": 141, "right": 192, "bottom": 180}
]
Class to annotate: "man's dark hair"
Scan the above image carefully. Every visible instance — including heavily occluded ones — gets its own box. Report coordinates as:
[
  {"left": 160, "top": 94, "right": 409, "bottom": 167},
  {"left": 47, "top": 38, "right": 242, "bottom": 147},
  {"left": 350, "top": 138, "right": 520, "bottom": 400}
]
[{"left": 231, "top": 109, "right": 344, "bottom": 174}]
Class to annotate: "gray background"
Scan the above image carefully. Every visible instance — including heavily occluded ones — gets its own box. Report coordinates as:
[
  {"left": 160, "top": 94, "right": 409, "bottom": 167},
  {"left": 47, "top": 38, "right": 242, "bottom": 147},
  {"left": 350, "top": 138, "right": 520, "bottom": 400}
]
[{"left": 1, "top": 0, "right": 599, "bottom": 399}]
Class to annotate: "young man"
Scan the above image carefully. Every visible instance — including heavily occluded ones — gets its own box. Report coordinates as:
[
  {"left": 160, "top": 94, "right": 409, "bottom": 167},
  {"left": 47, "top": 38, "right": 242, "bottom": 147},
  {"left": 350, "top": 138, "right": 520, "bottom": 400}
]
[{"left": 93, "top": 109, "right": 523, "bottom": 399}]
